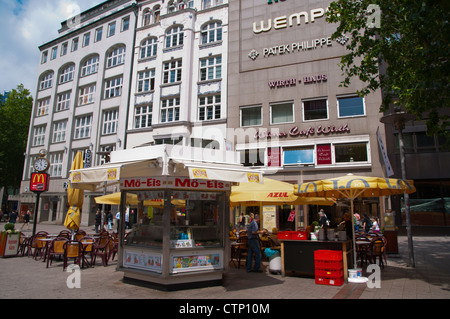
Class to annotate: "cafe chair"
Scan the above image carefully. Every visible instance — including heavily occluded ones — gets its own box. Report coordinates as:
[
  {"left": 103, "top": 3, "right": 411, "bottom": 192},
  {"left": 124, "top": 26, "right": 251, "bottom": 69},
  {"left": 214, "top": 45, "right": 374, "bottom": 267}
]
[
  {"left": 18, "top": 232, "right": 31, "bottom": 257},
  {"left": 33, "top": 232, "right": 49, "bottom": 260},
  {"left": 367, "top": 238, "right": 386, "bottom": 269},
  {"left": 109, "top": 233, "right": 119, "bottom": 261},
  {"left": 63, "top": 240, "right": 82, "bottom": 271},
  {"left": 92, "top": 238, "right": 114, "bottom": 266},
  {"left": 75, "top": 230, "right": 86, "bottom": 241},
  {"left": 46, "top": 237, "right": 69, "bottom": 268},
  {"left": 80, "top": 236, "right": 95, "bottom": 268},
  {"left": 236, "top": 234, "right": 248, "bottom": 269},
  {"left": 58, "top": 230, "right": 71, "bottom": 239}
]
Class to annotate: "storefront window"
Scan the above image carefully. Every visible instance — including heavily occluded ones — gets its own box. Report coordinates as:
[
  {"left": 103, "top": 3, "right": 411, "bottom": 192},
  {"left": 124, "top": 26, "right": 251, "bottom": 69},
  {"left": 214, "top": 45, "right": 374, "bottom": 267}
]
[
  {"left": 284, "top": 146, "right": 314, "bottom": 165},
  {"left": 335, "top": 142, "right": 368, "bottom": 163}
]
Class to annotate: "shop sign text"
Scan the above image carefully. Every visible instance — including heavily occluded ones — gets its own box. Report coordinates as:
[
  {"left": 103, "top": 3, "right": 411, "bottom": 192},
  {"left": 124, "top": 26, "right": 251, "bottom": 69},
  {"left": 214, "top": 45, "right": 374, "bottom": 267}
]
[
  {"left": 254, "top": 124, "right": 350, "bottom": 140},
  {"left": 268, "top": 74, "right": 327, "bottom": 88},
  {"left": 121, "top": 176, "right": 230, "bottom": 191}
]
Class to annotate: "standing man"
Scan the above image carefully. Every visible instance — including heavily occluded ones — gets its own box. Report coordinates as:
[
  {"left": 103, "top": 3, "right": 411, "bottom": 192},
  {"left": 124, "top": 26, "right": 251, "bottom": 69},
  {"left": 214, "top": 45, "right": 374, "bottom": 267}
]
[
  {"left": 246, "top": 213, "right": 263, "bottom": 273},
  {"left": 8, "top": 210, "right": 19, "bottom": 225}
]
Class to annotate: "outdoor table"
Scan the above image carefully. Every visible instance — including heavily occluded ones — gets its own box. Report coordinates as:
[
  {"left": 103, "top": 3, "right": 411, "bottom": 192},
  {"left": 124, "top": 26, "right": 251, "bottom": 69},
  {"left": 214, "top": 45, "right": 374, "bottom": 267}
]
[
  {"left": 230, "top": 242, "right": 244, "bottom": 268},
  {"left": 37, "top": 238, "right": 53, "bottom": 262},
  {"left": 80, "top": 241, "right": 94, "bottom": 268}
]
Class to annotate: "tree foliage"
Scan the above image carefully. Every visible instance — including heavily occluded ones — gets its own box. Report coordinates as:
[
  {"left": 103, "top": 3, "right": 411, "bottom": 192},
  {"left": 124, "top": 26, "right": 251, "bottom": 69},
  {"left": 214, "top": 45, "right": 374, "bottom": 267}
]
[
  {"left": 0, "top": 84, "right": 33, "bottom": 194},
  {"left": 327, "top": 0, "right": 450, "bottom": 135}
]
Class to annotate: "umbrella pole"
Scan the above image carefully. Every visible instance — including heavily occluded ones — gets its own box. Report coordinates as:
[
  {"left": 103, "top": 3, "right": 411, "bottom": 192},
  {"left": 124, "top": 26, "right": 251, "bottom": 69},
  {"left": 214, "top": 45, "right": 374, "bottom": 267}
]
[{"left": 351, "top": 199, "right": 357, "bottom": 269}]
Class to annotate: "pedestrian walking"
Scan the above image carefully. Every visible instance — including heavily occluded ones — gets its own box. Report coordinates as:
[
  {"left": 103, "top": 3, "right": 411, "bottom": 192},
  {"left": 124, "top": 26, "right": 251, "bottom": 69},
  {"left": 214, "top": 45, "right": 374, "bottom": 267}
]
[
  {"left": 246, "top": 213, "right": 263, "bottom": 273},
  {"left": 20, "top": 210, "right": 31, "bottom": 231},
  {"left": 8, "top": 210, "right": 19, "bottom": 225},
  {"left": 106, "top": 211, "right": 113, "bottom": 230},
  {"left": 95, "top": 209, "right": 102, "bottom": 233}
]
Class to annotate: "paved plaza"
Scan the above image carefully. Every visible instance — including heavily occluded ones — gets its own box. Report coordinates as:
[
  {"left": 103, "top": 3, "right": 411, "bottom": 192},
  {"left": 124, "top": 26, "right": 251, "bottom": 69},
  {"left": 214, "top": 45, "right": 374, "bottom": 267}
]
[{"left": 1, "top": 222, "right": 449, "bottom": 301}]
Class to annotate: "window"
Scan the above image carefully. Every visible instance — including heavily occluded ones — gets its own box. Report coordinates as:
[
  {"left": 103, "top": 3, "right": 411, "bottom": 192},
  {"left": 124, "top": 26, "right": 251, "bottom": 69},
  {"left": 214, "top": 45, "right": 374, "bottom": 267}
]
[
  {"left": 337, "top": 96, "right": 365, "bottom": 117},
  {"left": 200, "top": 55, "right": 222, "bottom": 81},
  {"left": 191, "top": 138, "right": 220, "bottom": 149},
  {"left": 155, "top": 136, "right": 183, "bottom": 145},
  {"left": 137, "top": 69, "right": 155, "bottom": 92},
  {"left": 240, "top": 149, "right": 264, "bottom": 167},
  {"left": 41, "top": 51, "right": 48, "bottom": 64},
  {"left": 303, "top": 98, "right": 328, "bottom": 121},
  {"left": 98, "top": 144, "right": 115, "bottom": 165},
  {"left": 49, "top": 152, "right": 63, "bottom": 177},
  {"left": 52, "top": 120, "right": 67, "bottom": 143},
  {"left": 59, "top": 64, "right": 75, "bottom": 84},
  {"left": 95, "top": 27, "right": 103, "bottom": 42},
  {"left": 163, "top": 59, "right": 182, "bottom": 83},
  {"left": 283, "top": 146, "right": 315, "bottom": 165},
  {"left": 143, "top": 9, "right": 151, "bottom": 26},
  {"left": 71, "top": 38, "right": 79, "bottom": 52},
  {"left": 104, "top": 76, "right": 123, "bottom": 99},
  {"left": 74, "top": 115, "right": 92, "bottom": 139},
  {"left": 335, "top": 143, "right": 368, "bottom": 163},
  {"left": 161, "top": 97, "right": 180, "bottom": 123},
  {"left": 271, "top": 101, "right": 294, "bottom": 124},
  {"left": 203, "top": 0, "right": 223, "bottom": 9},
  {"left": 107, "top": 45, "right": 126, "bottom": 68},
  {"left": 134, "top": 104, "right": 153, "bottom": 129},
  {"left": 61, "top": 42, "right": 68, "bottom": 56},
  {"left": 33, "top": 126, "right": 46, "bottom": 146},
  {"left": 241, "top": 105, "right": 262, "bottom": 127},
  {"left": 81, "top": 55, "right": 99, "bottom": 77},
  {"left": 37, "top": 98, "right": 50, "bottom": 116},
  {"left": 108, "top": 22, "right": 116, "bottom": 37},
  {"left": 51, "top": 47, "right": 57, "bottom": 60},
  {"left": 201, "top": 21, "right": 222, "bottom": 44},
  {"left": 78, "top": 84, "right": 96, "bottom": 105},
  {"left": 121, "top": 16, "right": 130, "bottom": 32},
  {"left": 39, "top": 72, "right": 53, "bottom": 90},
  {"left": 165, "top": 25, "right": 184, "bottom": 48},
  {"left": 140, "top": 37, "right": 158, "bottom": 59},
  {"left": 56, "top": 91, "right": 71, "bottom": 111},
  {"left": 199, "top": 94, "right": 221, "bottom": 121},
  {"left": 83, "top": 32, "right": 90, "bottom": 47},
  {"left": 102, "top": 109, "right": 119, "bottom": 135}
]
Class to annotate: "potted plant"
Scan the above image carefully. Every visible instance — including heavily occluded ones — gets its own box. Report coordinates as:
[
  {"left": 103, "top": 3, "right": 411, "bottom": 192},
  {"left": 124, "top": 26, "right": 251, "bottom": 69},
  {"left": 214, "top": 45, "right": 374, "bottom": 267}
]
[{"left": 0, "top": 223, "right": 20, "bottom": 257}]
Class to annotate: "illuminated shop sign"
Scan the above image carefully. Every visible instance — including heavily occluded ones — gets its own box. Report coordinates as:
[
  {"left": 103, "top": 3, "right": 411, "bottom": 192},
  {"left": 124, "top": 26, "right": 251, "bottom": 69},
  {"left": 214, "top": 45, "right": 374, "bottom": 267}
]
[{"left": 254, "top": 124, "right": 350, "bottom": 140}]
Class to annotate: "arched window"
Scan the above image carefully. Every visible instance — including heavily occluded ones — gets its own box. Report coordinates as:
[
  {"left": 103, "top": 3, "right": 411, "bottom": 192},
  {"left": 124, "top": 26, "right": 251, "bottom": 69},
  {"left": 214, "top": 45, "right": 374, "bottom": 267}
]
[
  {"left": 142, "top": 8, "right": 151, "bottom": 26},
  {"left": 59, "top": 63, "right": 75, "bottom": 84},
  {"left": 39, "top": 71, "right": 54, "bottom": 90},
  {"left": 201, "top": 21, "right": 222, "bottom": 44},
  {"left": 106, "top": 45, "right": 126, "bottom": 68},
  {"left": 165, "top": 25, "right": 184, "bottom": 48},
  {"left": 140, "top": 37, "right": 158, "bottom": 59},
  {"left": 80, "top": 54, "right": 100, "bottom": 77}
]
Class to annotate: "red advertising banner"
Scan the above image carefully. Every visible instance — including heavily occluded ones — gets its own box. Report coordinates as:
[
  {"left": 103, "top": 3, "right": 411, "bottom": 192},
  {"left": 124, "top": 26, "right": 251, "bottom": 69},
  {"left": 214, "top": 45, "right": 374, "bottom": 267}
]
[
  {"left": 30, "top": 173, "right": 50, "bottom": 192},
  {"left": 267, "top": 147, "right": 281, "bottom": 167},
  {"left": 317, "top": 144, "right": 332, "bottom": 165}
]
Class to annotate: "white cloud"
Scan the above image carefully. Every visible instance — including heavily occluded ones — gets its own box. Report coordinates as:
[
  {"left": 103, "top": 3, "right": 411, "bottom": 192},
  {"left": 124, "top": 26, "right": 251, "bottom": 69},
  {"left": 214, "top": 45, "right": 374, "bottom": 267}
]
[{"left": 0, "top": 0, "right": 103, "bottom": 95}]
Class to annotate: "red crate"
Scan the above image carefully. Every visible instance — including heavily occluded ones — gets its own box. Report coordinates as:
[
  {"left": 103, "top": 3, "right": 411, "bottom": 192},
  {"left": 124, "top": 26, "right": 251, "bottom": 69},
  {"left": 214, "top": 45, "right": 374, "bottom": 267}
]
[
  {"left": 314, "top": 259, "right": 343, "bottom": 269},
  {"left": 315, "top": 268, "right": 344, "bottom": 277},
  {"left": 291, "top": 231, "right": 307, "bottom": 240},
  {"left": 277, "top": 231, "right": 292, "bottom": 240},
  {"left": 315, "top": 276, "right": 344, "bottom": 286},
  {"left": 314, "top": 250, "right": 343, "bottom": 261}
]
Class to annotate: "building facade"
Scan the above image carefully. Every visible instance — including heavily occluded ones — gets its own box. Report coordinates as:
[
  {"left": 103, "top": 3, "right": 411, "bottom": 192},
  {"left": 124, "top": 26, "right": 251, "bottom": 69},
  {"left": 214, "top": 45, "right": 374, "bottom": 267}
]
[
  {"left": 227, "top": 0, "right": 388, "bottom": 230},
  {"left": 20, "top": 0, "right": 137, "bottom": 225}
]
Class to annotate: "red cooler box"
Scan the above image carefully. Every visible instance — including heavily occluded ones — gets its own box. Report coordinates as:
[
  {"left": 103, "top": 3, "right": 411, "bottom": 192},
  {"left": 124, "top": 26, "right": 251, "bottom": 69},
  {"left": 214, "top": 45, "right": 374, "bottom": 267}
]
[
  {"left": 277, "top": 231, "right": 292, "bottom": 240},
  {"left": 291, "top": 231, "right": 307, "bottom": 240}
]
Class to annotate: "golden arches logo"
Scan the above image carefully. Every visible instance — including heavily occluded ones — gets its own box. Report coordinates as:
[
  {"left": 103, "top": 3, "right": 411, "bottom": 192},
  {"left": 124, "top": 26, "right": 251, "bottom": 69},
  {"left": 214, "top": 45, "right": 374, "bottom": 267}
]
[{"left": 32, "top": 173, "right": 45, "bottom": 184}]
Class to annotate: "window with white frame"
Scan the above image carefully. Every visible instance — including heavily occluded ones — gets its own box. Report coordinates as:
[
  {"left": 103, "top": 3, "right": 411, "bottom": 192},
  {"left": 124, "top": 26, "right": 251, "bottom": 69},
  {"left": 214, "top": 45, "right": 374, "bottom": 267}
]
[
  {"left": 81, "top": 55, "right": 99, "bottom": 77},
  {"left": 102, "top": 109, "right": 119, "bottom": 135},
  {"left": 39, "top": 72, "right": 53, "bottom": 90},
  {"left": 335, "top": 142, "right": 368, "bottom": 163},
  {"left": 61, "top": 42, "right": 68, "bottom": 56},
  {"left": 51, "top": 47, "right": 57, "bottom": 60},
  {"left": 78, "top": 84, "right": 96, "bottom": 105},
  {"left": 71, "top": 38, "right": 79, "bottom": 52},
  {"left": 137, "top": 69, "right": 155, "bottom": 92},
  {"left": 161, "top": 97, "right": 180, "bottom": 123},
  {"left": 163, "top": 59, "right": 182, "bottom": 83},
  {"left": 303, "top": 98, "right": 328, "bottom": 121},
  {"left": 49, "top": 152, "right": 63, "bottom": 177},
  {"left": 165, "top": 25, "right": 184, "bottom": 48},
  {"left": 52, "top": 120, "right": 67, "bottom": 143},
  {"left": 95, "top": 27, "right": 103, "bottom": 42},
  {"left": 121, "top": 16, "right": 130, "bottom": 32},
  {"left": 201, "top": 21, "right": 222, "bottom": 44},
  {"left": 143, "top": 9, "right": 151, "bottom": 26},
  {"left": 56, "top": 91, "right": 71, "bottom": 111},
  {"left": 199, "top": 94, "right": 221, "bottom": 121},
  {"left": 337, "top": 96, "right": 365, "bottom": 117},
  {"left": 134, "top": 104, "right": 153, "bottom": 129},
  {"left": 203, "top": 0, "right": 223, "bottom": 10},
  {"left": 107, "top": 45, "right": 126, "bottom": 68},
  {"left": 74, "top": 115, "right": 92, "bottom": 139},
  {"left": 104, "top": 76, "right": 123, "bottom": 99},
  {"left": 33, "top": 125, "right": 46, "bottom": 146},
  {"left": 140, "top": 37, "right": 158, "bottom": 59},
  {"left": 37, "top": 98, "right": 50, "bottom": 116},
  {"left": 200, "top": 55, "right": 222, "bottom": 81},
  {"left": 41, "top": 51, "right": 48, "bottom": 64},
  {"left": 108, "top": 22, "right": 116, "bottom": 37},
  {"left": 59, "top": 64, "right": 75, "bottom": 84},
  {"left": 241, "top": 105, "right": 262, "bottom": 127},
  {"left": 83, "top": 32, "right": 90, "bottom": 47},
  {"left": 98, "top": 144, "right": 116, "bottom": 165},
  {"left": 271, "top": 101, "right": 294, "bottom": 124}
]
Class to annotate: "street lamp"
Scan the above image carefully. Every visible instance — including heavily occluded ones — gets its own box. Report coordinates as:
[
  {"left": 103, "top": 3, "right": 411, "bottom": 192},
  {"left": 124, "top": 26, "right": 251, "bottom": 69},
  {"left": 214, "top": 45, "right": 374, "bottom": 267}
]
[{"left": 381, "top": 111, "right": 416, "bottom": 267}]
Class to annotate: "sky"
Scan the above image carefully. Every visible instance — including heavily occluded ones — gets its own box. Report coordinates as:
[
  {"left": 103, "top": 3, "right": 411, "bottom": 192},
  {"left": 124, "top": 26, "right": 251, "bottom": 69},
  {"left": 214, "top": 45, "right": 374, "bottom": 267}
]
[{"left": 0, "top": 0, "right": 104, "bottom": 96}]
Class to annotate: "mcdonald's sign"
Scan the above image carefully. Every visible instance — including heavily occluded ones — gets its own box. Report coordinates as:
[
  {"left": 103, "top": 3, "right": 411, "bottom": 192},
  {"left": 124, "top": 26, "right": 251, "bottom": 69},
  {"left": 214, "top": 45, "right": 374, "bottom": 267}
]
[{"left": 30, "top": 173, "right": 49, "bottom": 193}]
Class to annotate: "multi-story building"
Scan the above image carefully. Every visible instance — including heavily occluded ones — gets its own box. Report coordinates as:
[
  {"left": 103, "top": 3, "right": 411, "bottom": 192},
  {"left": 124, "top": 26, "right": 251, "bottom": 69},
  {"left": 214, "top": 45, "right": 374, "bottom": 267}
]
[
  {"left": 126, "top": 0, "right": 228, "bottom": 151},
  {"left": 227, "top": 0, "right": 388, "bottom": 230},
  {"left": 20, "top": 0, "right": 137, "bottom": 226}
]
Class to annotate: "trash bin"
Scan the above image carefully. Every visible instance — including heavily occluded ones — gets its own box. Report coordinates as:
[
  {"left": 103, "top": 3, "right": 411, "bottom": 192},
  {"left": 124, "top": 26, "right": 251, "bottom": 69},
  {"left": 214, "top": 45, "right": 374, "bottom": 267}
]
[{"left": 265, "top": 248, "right": 281, "bottom": 274}]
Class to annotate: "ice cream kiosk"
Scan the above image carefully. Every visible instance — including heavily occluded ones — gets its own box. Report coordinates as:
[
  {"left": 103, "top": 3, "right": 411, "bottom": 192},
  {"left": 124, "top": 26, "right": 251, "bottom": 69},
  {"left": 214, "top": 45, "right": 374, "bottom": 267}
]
[{"left": 69, "top": 145, "right": 263, "bottom": 289}]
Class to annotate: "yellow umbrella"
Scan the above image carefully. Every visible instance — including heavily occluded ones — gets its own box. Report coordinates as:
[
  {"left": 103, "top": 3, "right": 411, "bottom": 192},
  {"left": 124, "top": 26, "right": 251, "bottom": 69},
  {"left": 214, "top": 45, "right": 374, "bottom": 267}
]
[
  {"left": 95, "top": 192, "right": 139, "bottom": 205},
  {"left": 295, "top": 174, "right": 415, "bottom": 268},
  {"left": 64, "top": 152, "right": 84, "bottom": 231},
  {"left": 231, "top": 177, "right": 335, "bottom": 206}
]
